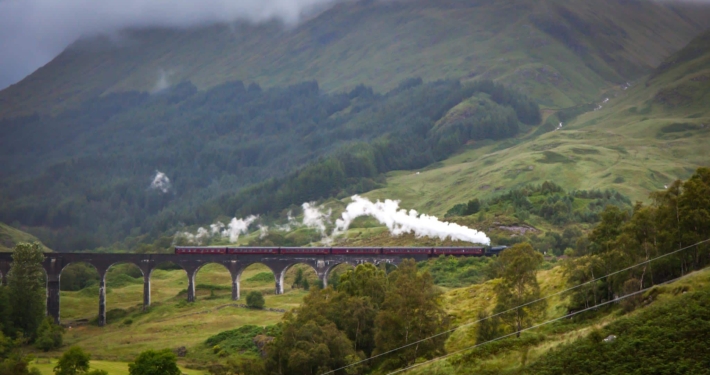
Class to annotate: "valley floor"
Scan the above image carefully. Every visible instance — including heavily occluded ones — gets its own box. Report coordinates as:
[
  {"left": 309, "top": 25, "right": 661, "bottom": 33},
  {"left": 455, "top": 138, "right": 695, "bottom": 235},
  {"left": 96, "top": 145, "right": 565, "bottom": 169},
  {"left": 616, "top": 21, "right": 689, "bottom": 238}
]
[
  {"left": 34, "top": 259, "right": 710, "bottom": 374},
  {"left": 31, "top": 359, "right": 205, "bottom": 375}
]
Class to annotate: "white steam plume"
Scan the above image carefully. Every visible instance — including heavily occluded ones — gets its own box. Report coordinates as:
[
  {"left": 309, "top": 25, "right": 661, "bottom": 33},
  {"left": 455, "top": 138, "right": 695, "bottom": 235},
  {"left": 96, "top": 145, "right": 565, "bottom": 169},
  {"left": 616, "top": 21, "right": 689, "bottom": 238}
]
[
  {"left": 177, "top": 215, "right": 258, "bottom": 244},
  {"left": 302, "top": 202, "right": 331, "bottom": 235},
  {"left": 275, "top": 210, "right": 298, "bottom": 232},
  {"left": 334, "top": 195, "right": 491, "bottom": 245},
  {"left": 221, "top": 216, "right": 259, "bottom": 242},
  {"left": 259, "top": 225, "right": 269, "bottom": 239},
  {"left": 177, "top": 227, "right": 211, "bottom": 245},
  {"left": 151, "top": 69, "right": 171, "bottom": 93},
  {"left": 150, "top": 170, "right": 171, "bottom": 193}
]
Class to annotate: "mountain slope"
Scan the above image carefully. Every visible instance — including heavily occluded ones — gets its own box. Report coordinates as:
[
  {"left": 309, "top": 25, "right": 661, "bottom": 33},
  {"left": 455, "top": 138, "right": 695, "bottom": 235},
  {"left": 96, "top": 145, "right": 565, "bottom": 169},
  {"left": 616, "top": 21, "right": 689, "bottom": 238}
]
[
  {"left": 2, "top": 0, "right": 710, "bottom": 118},
  {"left": 366, "top": 29, "right": 710, "bottom": 214},
  {"left": 0, "top": 223, "right": 50, "bottom": 252},
  {"left": 0, "top": 79, "right": 539, "bottom": 251}
]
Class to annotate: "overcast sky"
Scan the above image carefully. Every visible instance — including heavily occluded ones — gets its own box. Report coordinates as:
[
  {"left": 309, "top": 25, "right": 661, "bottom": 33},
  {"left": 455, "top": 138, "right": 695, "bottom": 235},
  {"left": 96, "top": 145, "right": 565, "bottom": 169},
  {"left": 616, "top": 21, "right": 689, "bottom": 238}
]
[{"left": 0, "top": 0, "right": 340, "bottom": 90}]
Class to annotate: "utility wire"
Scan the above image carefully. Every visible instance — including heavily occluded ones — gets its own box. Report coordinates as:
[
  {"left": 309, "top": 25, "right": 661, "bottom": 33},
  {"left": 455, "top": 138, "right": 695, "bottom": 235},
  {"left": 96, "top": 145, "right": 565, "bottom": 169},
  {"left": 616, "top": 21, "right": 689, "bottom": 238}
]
[
  {"left": 321, "top": 237, "right": 710, "bottom": 375},
  {"left": 386, "top": 274, "right": 686, "bottom": 375}
]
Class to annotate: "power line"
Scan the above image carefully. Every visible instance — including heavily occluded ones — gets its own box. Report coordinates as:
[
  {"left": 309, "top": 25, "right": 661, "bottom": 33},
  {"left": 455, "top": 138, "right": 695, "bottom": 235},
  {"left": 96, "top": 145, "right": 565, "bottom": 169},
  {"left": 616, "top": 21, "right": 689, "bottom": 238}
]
[
  {"left": 387, "top": 275, "right": 686, "bottom": 375},
  {"left": 321, "top": 237, "right": 710, "bottom": 375}
]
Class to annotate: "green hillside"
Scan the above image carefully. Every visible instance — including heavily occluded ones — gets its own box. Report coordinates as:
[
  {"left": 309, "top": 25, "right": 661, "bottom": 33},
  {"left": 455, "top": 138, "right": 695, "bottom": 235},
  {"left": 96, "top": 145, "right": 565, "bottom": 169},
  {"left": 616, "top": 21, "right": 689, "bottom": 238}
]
[
  {"left": 366, "top": 29, "right": 710, "bottom": 214},
  {"left": 0, "top": 223, "right": 50, "bottom": 252},
  {"left": 0, "top": 78, "right": 541, "bottom": 251},
  {"left": 2, "top": 0, "right": 710, "bottom": 118}
]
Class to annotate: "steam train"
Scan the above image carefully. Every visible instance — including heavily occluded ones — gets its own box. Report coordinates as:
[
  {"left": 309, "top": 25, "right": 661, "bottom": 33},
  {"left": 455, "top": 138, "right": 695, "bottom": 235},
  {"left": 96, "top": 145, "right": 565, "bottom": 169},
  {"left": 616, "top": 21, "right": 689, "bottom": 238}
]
[{"left": 174, "top": 246, "right": 508, "bottom": 257}]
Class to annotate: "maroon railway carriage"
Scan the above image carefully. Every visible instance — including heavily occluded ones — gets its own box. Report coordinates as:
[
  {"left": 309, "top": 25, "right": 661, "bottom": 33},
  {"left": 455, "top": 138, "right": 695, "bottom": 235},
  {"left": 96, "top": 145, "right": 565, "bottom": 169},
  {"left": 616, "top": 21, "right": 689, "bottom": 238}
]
[
  {"left": 175, "top": 246, "right": 227, "bottom": 254},
  {"left": 175, "top": 246, "right": 497, "bottom": 256},
  {"left": 227, "top": 247, "right": 279, "bottom": 254},
  {"left": 433, "top": 247, "right": 485, "bottom": 256},
  {"left": 382, "top": 247, "right": 432, "bottom": 255},
  {"left": 331, "top": 247, "right": 381, "bottom": 255},
  {"left": 280, "top": 247, "right": 330, "bottom": 255}
]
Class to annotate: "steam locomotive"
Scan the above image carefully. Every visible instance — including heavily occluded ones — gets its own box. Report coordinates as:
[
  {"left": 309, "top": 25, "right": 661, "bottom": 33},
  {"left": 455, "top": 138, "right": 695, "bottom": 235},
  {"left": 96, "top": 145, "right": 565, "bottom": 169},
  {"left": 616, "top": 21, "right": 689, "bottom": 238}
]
[{"left": 174, "top": 246, "right": 508, "bottom": 256}]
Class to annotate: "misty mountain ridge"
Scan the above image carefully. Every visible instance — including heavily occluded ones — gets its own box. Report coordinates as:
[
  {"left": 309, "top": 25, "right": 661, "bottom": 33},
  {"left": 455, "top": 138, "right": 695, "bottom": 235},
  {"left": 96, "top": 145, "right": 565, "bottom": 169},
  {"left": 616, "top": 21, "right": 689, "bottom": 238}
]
[{"left": 2, "top": 0, "right": 710, "bottom": 118}]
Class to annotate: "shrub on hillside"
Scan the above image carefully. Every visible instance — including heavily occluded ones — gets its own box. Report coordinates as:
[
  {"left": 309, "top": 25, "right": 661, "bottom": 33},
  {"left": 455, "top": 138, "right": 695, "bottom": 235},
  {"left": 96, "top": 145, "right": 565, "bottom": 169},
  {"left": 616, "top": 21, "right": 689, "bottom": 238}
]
[
  {"left": 54, "top": 346, "right": 108, "bottom": 375},
  {"left": 522, "top": 289, "right": 710, "bottom": 375},
  {"left": 35, "top": 317, "right": 64, "bottom": 352},
  {"left": 246, "top": 291, "right": 265, "bottom": 309},
  {"left": 128, "top": 349, "right": 181, "bottom": 375},
  {"left": 246, "top": 272, "right": 274, "bottom": 283},
  {"left": 205, "top": 325, "right": 280, "bottom": 356}
]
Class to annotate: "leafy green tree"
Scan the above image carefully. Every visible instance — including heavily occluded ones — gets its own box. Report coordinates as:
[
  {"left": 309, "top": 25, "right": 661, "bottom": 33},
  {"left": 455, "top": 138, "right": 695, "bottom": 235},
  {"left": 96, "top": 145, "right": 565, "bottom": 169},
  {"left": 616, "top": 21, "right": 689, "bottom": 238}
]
[
  {"left": 128, "top": 349, "right": 181, "bottom": 375},
  {"left": 246, "top": 291, "right": 265, "bottom": 309},
  {"left": 563, "top": 254, "right": 605, "bottom": 310},
  {"left": 475, "top": 311, "right": 501, "bottom": 344},
  {"left": 651, "top": 180, "right": 684, "bottom": 258},
  {"left": 35, "top": 318, "right": 64, "bottom": 352},
  {"left": 588, "top": 206, "right": 629, "bottom": 255},
  {"left": 265, "top": 318, "right": 360, "bottom": 375},
  {"left": 297, "top": 269, "right": 382, "bottom": 356},
  {"left": 466, "top": 198, "right": 481, "bottom": 215},
  {"left": 292, "top": 268, "right": 304, "bottom": 289},
  {"left": 587, "top": 206, "right": 630, "bottom": 299},
  {"left": 0, "top": 348, "right": 42, "bottom": 375},
  {"left": 0, "top": 330, "right": 11, "bottom": 359},
  {"left": 613, "top": 203, "right": 659, "bottom": 291},
  {"left": 492, "top": 243, "right": 545, "bottom": 337},
  {"left": 374, "top": 260, "right": 449, "bottom": 370},
  {"left": 8, "top": 243, "right": 45, "bottom": 339},
  {"left": 59, "top": 264, "right": 99, "bottom": 292},
  {"left": 337, "top": 263, "right": 388, "bottom": 308},
  {"left": 0, "top": 286, "right": 11, "bottom": 337},
  {"left": 677, "top": 167, "right": 710, "bottom": 270},
  {"left": 54, "top": 347, "right": 90, "bottom": 375},
  {"left": 328, "top": 270, "right": 340, "bottom": 290}
]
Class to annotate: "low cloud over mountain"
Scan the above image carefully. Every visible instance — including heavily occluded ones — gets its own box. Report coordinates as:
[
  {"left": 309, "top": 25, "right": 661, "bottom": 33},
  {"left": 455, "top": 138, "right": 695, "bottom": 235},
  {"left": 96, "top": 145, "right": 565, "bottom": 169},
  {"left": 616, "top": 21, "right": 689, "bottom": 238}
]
[{"left": 0, "top": 0, "right": 340, "bottom": 89}]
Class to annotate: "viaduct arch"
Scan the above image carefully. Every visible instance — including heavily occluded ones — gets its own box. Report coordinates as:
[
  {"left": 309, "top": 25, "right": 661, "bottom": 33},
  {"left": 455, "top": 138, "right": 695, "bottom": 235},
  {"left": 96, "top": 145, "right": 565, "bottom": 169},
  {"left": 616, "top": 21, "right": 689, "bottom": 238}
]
[{"left": 0, "top": 252, "right": 413, "bottom": 327}]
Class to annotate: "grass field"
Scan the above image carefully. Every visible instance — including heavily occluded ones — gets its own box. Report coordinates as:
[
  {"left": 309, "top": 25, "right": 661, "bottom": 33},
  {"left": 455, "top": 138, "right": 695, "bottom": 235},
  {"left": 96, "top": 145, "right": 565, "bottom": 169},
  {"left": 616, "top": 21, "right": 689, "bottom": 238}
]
[
  {"left": 30, "top": 359, "right": 205, "bottom": 375},
  {"left": 40, "top": 263, "right": 353, "bottom": 363}
]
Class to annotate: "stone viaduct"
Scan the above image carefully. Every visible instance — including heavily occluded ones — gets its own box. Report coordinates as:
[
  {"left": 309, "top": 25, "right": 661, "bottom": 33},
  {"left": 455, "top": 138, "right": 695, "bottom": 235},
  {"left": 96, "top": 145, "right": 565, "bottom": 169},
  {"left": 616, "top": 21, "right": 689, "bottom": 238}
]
[{"left": 0, "top": 252, "right": 422, "bottom": 327}]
